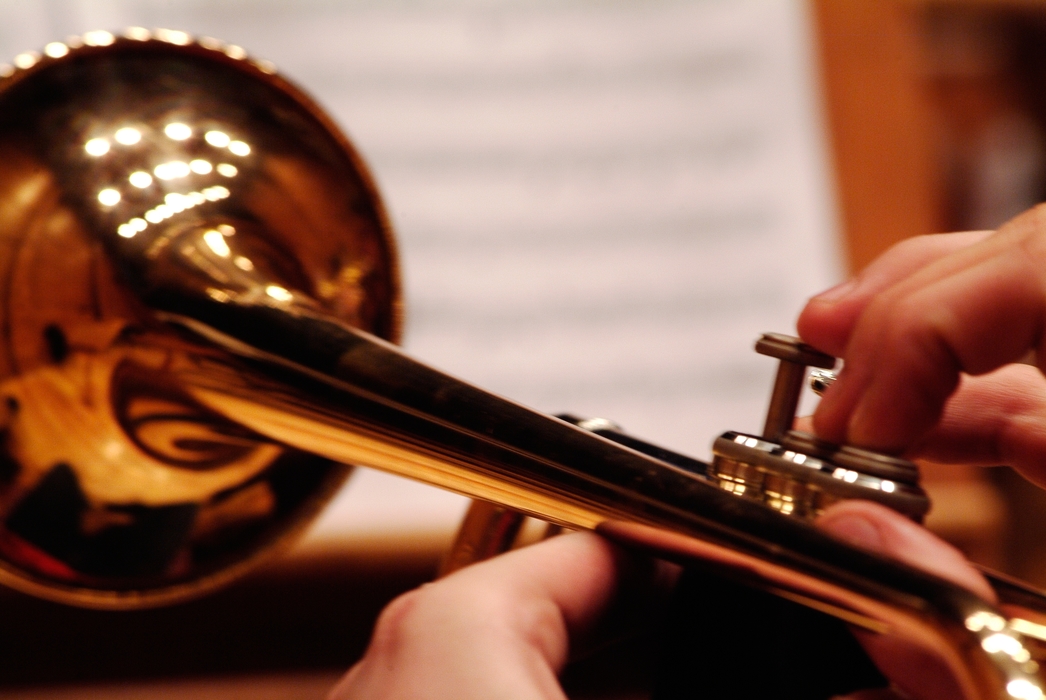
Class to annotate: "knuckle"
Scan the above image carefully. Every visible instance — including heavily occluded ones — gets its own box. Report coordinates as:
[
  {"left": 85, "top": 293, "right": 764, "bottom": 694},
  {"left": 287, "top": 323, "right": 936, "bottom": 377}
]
[
  {"left": 1002, "top": 205, "right": 1046, "bottom": 261},
  {"left": 519, "top": 598, "right": 568, "bottom": 665},
  {"left": 883, "top": 232, "right": 953, "bottom": 264},
  {"left": 1016, "top": 202, "right": 1046, "bottom": 229},
  {"left": 866, "top": 235, "right": 928, "bottom": 275},
  {"left": 892, "top": 233, "right": 936, "bottom": 255},
  {"left": 367, "top": 588, "right": 425, "bottom": 658},
  {"left": 992, "top": 209, "right": 1046, "bottom": 304},
  {"left": 369, "top": 577, "right": 512, "bottom": 653},
  {"left": 868, "top": 291, "right": 961, "bottom": 387}
]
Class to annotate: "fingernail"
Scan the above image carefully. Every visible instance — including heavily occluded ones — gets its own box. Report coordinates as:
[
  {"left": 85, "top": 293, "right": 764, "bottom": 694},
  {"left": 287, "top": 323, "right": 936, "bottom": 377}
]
[
  {"left": 821, "top": 515, "right": 883, "bottom": 550},
  {"left": 811, "top": 278, "right": 858, "bottom": 303}
]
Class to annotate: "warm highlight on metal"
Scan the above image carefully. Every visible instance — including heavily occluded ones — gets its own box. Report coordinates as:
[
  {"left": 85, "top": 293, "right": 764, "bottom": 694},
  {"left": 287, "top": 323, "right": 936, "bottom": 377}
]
[
  {"left": 0, "top": 29, "right": 401, "bottom": 606},
  {"left": 0, "top": 29, "right": 1043, "bottom": 699}
]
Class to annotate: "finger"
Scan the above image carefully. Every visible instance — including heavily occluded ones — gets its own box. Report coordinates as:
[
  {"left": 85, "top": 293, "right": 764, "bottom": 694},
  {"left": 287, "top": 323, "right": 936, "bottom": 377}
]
[
  {"left": 817, "top": 500, "right": 994, "bottom": 602},
  {"left": 812, "top": 207, "right": 1046, "bottom": 450},
  {"left": 328, "top": 532, "right": 639, "bottom": 700},
  {"left": 798, "top": 231, "right": 991, "bottom": 356},
  {"left": 804, "top": 364, "right": 1046, "bottom": 479},
  {"left": 909, "top": 364, "right": 1046, "bottom": 486},
  {"left": 818, "top": 501, "right": 995, "bottom": 700},
  {"left": 803, "top": 365, "right": 1046, "bottom": 480}
]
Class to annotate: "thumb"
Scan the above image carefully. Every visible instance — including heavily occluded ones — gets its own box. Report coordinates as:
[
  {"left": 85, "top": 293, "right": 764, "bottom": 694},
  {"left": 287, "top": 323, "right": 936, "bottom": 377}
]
[
  {"left": 818, "top": 501, "right": 997, "bottom": 700},
  {"left": 817, "top": 500, "right": 995, "bottom": 603}
]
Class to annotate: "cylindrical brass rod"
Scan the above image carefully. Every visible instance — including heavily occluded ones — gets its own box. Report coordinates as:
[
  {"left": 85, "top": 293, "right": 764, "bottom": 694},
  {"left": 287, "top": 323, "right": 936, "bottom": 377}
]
[
  {"left": 763, "top": 362, "right": 807, "bottom": 443},
  {"left": 755, "top": 334, "right": 836, "bottom": 442}
]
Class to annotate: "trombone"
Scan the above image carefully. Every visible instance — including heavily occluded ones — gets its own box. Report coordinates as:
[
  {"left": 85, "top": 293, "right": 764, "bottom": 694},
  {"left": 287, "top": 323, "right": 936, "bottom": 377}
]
[{"left": 0, "top": 30, "right": 1044, "bottom": 699}]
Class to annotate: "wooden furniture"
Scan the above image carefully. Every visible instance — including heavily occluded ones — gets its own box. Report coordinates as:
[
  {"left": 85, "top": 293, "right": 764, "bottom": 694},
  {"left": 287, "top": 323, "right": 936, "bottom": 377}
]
[{"left": 814, "top": 0, "right": 1046, "bottom": 581}]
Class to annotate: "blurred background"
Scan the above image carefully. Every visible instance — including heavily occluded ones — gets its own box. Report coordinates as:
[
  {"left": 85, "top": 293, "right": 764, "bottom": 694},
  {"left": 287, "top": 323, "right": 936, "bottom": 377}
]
[{"left": 1, "top": 0, "right": 1045, "bottom": 698}]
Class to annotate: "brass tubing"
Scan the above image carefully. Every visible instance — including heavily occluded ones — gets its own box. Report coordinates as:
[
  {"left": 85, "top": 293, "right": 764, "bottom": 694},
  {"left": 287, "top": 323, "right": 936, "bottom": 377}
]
[
  {"left": 0, "top": 33, "right": 1042, "bottom": 699},
  {"left": 439, "top": 501, "right": 526, "bottom": 577}
]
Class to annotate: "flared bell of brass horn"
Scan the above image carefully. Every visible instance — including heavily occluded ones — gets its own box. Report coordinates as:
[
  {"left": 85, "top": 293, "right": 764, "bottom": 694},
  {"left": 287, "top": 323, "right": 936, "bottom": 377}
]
[
  {"left": 0, "top": 31, "right": 401, "bottom": 606},
  {"left": 3, "top": 30, "right": 1046, "bottom": 699}
]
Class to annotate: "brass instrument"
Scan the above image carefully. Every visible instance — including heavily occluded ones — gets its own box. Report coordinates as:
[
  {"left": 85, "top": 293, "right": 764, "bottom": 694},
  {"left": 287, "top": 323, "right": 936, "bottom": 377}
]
[{"left": 1, "top": 30, "right": 1045, "bottom": 699}]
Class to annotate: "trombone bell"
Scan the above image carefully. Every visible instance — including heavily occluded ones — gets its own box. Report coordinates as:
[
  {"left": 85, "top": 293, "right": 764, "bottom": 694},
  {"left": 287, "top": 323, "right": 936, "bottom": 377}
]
[{"left": 0, "top": 33, "right": 400, "bottom": 606}]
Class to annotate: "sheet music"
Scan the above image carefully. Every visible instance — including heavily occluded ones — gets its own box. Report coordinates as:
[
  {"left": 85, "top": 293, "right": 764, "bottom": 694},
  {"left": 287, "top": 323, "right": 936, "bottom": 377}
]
[{"left": 0, "top": 0, "right": 843, "bottom": 546}]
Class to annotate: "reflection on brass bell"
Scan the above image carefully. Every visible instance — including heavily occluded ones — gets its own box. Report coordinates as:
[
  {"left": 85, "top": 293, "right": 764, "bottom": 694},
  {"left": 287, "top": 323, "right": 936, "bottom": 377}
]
[{"left": 0, "top": 31, "right": 400, "bottom": 606}]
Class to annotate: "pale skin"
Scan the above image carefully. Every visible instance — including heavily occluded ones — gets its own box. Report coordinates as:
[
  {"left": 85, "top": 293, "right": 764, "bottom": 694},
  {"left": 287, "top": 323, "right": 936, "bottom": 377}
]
[{"left": 332, "top": 208, "right": 1046, "bottom": 700}]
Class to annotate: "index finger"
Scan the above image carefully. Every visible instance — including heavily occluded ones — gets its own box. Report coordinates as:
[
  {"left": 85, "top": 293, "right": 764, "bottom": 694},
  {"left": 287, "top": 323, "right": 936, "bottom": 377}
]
[
  {"left": 798, "top": 230, "right": 991, "bottom": 357},
  {"left": 812, "top": 206, "right": 1046, "bottom": 451}
]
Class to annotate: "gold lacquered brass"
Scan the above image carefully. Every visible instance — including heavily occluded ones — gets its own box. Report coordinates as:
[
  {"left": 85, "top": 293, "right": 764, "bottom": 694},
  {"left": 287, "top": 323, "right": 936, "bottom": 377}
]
[
  {"left": 1, "top": 31, "right": 1046, "bottom": 699},
  {"left": 0, "top": 31, "right": 400, "bottom": 606}
]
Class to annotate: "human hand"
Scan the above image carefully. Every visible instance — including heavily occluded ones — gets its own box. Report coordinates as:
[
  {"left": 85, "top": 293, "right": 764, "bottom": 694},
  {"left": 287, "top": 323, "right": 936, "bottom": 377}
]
[
  {"left": 329, "top": 503, "right": 993, "bottom": 700},
  {"left": 818, "top": 500, "right": 995, "bottom": 700},
  {"left": 327, "top": 531, "right": 670, "bottom": 700},
  {"left": 798, "top": 209, "right": 1046, "bottom": 485},
  {"left": 332, "top": 213, "right": 1046, "bottom": 700}
]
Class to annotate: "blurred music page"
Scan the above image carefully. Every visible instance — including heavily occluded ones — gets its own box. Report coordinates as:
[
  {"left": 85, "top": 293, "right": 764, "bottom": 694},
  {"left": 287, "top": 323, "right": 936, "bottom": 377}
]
[
  {"left": 0, "top": 0, "right": 843, "bottom": 548},
  {"left": 296, "top": 0, "right": 842, "bottom": 548}
]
